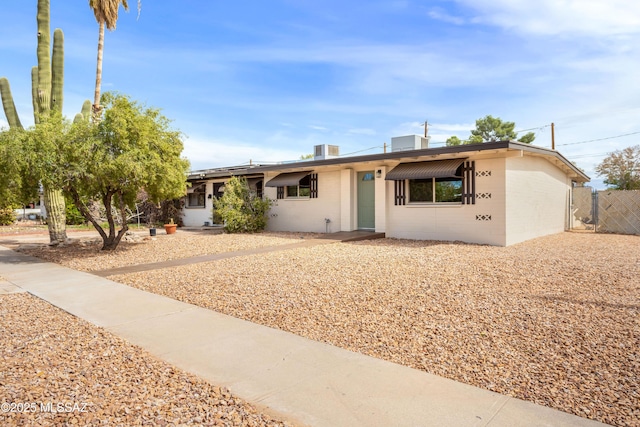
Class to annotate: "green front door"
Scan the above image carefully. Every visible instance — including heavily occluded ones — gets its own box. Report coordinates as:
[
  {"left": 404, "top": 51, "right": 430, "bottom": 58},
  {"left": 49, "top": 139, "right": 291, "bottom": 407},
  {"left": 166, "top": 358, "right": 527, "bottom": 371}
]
[{"left": 357, "top": 171, "right": 375, "bottom": 230}]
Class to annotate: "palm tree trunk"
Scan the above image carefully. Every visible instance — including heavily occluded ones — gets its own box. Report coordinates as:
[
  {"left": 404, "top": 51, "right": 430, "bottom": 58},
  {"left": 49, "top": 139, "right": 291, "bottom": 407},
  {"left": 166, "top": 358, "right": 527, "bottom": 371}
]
[
  {"left": 43, "top": 185, "right": 67, "bottom": 244},
  {"left": 93, "top": 21, "right": 105, "bottom": 122}
]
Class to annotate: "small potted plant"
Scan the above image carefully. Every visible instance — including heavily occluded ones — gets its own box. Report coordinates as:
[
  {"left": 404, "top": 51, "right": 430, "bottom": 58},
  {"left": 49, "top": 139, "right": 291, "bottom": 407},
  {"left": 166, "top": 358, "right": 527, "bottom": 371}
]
[
  {"left": 164, "top": 218, "right": 177, "bottom": 235},
  {"left": 148, "top": 210, "right": 157, "bottom": 236}
]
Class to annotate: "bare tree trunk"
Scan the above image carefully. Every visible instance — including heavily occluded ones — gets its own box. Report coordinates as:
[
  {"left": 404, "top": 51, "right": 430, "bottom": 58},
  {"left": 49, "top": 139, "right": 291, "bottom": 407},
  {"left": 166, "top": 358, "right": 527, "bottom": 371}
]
[
  {"left": 43, "top": 185, "right": 67, "bottom": 245},
  {"left": 93, "top": 21, "right": 105, "bottom": 122}
]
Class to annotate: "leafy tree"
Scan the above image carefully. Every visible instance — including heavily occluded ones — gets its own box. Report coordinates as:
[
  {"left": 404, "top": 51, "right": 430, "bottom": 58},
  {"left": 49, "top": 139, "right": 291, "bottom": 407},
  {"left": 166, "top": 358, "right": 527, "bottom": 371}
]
[
  {"left": 300, "top": 153, "right": 314, "bottom": 160},
  {"left": 0, "top": 127, "right": 35, "bottom": 211},
  {"left": 213, "top": 176, "right": 272, "bottom": 233},
  {"left": 0, "top": 129, "right": 21, "bottom": 225},
  {"left": 445, "top": 136, "right": 463, "bottom": 146},
  {"left": 21, "top": 93, "right": 189, "bottom": 250},
  {"left": 446, "top": 115, "right": 535, "bottom": 146},
  {"left": 88, "top": 0, "right": 140, "bottom": 120},
  {"left": 595, "top": 145, "right": 640, "bottom": 190}
]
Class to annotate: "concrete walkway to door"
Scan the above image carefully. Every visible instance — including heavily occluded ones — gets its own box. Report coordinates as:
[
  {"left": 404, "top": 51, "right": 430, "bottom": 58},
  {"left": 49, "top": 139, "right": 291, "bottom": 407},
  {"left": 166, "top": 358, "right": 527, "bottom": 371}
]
[{"left": 0, "top": 240, "right": 609, "bottom": 427}]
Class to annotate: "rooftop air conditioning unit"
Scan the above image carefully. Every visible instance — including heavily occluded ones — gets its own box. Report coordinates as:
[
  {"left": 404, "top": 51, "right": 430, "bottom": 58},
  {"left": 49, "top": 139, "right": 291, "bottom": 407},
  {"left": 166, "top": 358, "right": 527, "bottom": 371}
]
[
  {"left": 314, "top": 144, "right": 340, "bottom": 160},
  {"left": 391, "top": 135, "right": 429, "bottom": 152}
]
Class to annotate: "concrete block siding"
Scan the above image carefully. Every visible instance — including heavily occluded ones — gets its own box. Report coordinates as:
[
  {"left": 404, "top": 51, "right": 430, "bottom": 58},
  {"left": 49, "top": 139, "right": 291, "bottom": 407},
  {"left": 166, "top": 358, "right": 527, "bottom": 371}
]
[{"left": 182, "top": 141, "right": 588, "bottom": 247}]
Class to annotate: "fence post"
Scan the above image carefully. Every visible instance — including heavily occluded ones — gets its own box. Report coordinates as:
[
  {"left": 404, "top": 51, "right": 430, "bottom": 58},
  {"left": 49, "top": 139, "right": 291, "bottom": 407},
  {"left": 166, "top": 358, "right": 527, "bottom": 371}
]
[{"left": 592, "top": 190, "right": 599, "bottom": 232}]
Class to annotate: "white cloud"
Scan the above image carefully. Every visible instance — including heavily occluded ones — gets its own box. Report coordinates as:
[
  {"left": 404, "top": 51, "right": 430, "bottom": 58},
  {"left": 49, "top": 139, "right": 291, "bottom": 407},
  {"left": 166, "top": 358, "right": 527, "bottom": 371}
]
[
  {"left": 429, "top": 122, "right": 475, "bottom": 132},
  {"left": 346, "top": 128, "right": 376, "bottom": 136},
  {"left": 427, "top": 7, "right": 465, "bottom": 25},
  {"left": 309, "top": 125, "right": 329, "bottom": 131},
  {"left": 454, "top": 0, "right": 640, "bottom": 37},
  {"left": 183, "top": 137, "right": 303, "bottom": 171},
  {"left": 390, "top": 121, "right": 428, "bottom": 137}
]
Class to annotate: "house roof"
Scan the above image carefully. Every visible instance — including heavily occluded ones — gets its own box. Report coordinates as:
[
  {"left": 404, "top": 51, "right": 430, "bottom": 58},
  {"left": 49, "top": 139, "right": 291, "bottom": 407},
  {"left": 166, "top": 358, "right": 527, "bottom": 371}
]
[{"left": 188, "top": 141, "right": 590, "bottom": 183}]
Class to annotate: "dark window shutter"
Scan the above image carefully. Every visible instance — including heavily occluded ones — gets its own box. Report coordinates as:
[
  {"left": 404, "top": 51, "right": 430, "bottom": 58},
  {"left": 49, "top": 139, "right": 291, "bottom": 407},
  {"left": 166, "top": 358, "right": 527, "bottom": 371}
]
[
  {"left": 277, "top": 186, "right": 284, "bottom": 199},
  {"left": 310, "top": 173, "right": 318, "bottom": 198},
  {"left": 462, "top": 161, "right": 476, "bottom": 205},
  {"left": 394, "top": 180, "right": 406, "bottom": 205}
]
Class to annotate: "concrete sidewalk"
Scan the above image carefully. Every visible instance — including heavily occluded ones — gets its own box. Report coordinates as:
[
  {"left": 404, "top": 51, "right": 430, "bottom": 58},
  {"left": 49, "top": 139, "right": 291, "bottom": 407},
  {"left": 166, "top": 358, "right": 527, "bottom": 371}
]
[{"left": 0, "top": 245, "right": 609, "bottom": 427}]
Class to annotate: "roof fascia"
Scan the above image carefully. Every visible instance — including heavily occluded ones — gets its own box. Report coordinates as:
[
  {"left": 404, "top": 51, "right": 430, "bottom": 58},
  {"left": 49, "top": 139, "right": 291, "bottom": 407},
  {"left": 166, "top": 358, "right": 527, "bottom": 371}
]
[{"left": 187, "top": 140, "right": 589, "bottom": 182}]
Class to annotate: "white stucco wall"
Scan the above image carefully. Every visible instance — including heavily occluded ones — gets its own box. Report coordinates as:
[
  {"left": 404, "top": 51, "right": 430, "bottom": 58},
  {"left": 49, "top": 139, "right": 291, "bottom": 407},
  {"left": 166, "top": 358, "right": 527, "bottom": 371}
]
[
  {"left": 374, "top": 166, "right": 388, "bottom": 233},
  {"left": 340, "top": 169, "right": 355, "bottom": 231},
  {"left": 265, "top": 170, "right": 342, "bottom": 233},
  {"left": 504, "top": 155, "right": 570, "bottom": 245},
  {"left": 182, "top": 181, "right": 214, "bottom": 226},
  {"left": 385, "top": 158, "right": 507, "bottom": 246},
  {"left": 181, "top": 151, "right": 576, "bottom": 244}
]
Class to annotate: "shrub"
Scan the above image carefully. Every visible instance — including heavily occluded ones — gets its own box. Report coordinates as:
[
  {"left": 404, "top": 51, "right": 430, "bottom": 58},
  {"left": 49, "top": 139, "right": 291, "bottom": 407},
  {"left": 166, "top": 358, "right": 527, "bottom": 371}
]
[
  {"left": 137, "top": 189, "right": 183, "bottom": 227},
  {"left": 213, "top": 177, "right": 272, "bottom": 233},
  {"left": 65, "top": 196, "right": 86, "bottom": 225},
  {"left": 0, "top": 206, "right": 16, "bottom": 225}
]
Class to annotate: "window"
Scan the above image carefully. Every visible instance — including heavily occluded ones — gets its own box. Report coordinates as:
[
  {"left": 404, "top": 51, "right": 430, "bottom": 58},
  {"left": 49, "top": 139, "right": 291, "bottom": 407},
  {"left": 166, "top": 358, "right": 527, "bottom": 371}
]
[
  {"left": 187, "top": 183, "right": 206, "bottom": 207},
  {"left": 390, "top": 160, "right": 475, "bottom": 206},
  {"left": 271, "top": 172, "right": 318, "bottom": 199},
  {"left": 286, "top": 174, "right": 311, "bottom": 198},
  {"left": 409, "top": 178, "right": 462, "bottom": 203}
]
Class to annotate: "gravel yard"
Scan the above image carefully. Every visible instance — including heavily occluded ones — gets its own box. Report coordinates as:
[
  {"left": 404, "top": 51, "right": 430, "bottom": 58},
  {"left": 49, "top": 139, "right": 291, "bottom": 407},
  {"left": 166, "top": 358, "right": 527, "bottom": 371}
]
[
  {"left": 0, "top": 293, "right": 293, "bottom": 426},
  {"left": 17, "top": 231, "right": 320, "bottom": 272},
  {"left": 14, "top": 231, "right": 640, "bottom": 426}
]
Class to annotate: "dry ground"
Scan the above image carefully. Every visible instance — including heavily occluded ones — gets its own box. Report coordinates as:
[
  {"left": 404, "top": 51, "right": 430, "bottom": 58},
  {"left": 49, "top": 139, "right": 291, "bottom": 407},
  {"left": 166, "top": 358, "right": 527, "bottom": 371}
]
[
  {"left": 14, "top": 231, "right": 320, "bottom": 271},
  {"left": 0, "top": 292, "right": 293, "bottom": 426},
  {"left": 15, "top": 231, "right": 640, "bottom": 426}
]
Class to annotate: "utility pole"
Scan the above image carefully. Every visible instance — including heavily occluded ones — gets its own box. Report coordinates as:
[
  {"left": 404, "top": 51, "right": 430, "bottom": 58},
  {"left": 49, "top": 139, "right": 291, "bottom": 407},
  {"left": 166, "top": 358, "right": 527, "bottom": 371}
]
[
  {"left": 424, "top": 120, "right": 428, "bottom": 139},
  {"left": 551, "top": 123, "right": 555, "bottom": 150}
]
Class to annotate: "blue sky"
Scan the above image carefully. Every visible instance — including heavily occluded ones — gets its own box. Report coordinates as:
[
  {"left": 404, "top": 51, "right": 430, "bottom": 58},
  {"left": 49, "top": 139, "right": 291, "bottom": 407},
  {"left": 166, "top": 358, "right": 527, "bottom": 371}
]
[{"left": 1, "top": 1, "right": 639, "bottom": 188}]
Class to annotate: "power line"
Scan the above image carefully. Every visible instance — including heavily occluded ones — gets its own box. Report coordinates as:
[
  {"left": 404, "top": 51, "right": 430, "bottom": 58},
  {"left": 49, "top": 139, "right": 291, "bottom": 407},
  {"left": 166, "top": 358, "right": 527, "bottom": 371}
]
[
  {"left": 340, "top": 145, "right": 384, "bottom": 156},
  {"left": 566, "top": 152, "right": 611, "bottom": 160},
  {"left": 515, "top": 124, "right": 551, "bottom": 133},
  {"left": 558, "top": 131, "right": 640, "bottom": 147}
]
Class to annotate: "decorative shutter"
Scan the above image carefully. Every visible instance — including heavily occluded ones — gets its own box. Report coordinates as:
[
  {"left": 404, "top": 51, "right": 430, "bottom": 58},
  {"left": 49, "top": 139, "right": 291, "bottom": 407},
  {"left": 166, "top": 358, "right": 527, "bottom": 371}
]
[
  {"left": 277, "top": 186, "right": 284, "bottom": 199},
  {"left": 462, "top": 161, "right": 476, "bottom": 205},
  {"left": 310, "top": 173, "right": 318, "bottom": 198},
  {"left": 394, "top": 180, "right": 406, "bottom": 205}
]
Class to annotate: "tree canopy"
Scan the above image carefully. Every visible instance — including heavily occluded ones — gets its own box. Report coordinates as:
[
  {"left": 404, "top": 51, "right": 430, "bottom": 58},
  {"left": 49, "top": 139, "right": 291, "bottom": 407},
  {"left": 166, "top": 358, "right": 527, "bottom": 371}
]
[
  {"left": 446, "top": 115, "right": 535, "bottom": 146},
  {"left": 1, "top": 92, "right": 190, "bottom": 250},
  {"left": 595, "top": 145, "right": 640, "bottom": 190},
  {"left": 0, "top": 127, "right": 37, "bottom": 210}
]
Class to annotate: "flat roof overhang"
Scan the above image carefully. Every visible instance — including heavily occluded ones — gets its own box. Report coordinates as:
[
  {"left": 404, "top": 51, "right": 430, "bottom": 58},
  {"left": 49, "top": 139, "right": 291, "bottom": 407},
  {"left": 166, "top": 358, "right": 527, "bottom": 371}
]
[{"left": 187, "top": 141, "right": 590, "bottom": 183}]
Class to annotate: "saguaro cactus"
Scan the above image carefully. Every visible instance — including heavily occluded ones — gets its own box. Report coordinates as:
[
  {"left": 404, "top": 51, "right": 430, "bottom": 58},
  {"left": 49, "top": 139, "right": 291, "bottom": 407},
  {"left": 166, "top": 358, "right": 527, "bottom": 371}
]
[
  {"left": 34, "top": 0, "right": 67, "bottom": 244},
  {"left": 0, "top": 0, "right": 88, "bottom": 244},
  {"left": 0, "top": 78, "right": 22, "bottom": 129}
]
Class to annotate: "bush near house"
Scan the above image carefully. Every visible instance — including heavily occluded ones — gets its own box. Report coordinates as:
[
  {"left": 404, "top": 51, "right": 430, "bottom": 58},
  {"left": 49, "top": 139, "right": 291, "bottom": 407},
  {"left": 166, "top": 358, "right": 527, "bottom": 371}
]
[{"left": 213, "top": 176, "right": 272, "bottom": 233}]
